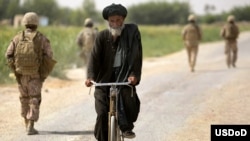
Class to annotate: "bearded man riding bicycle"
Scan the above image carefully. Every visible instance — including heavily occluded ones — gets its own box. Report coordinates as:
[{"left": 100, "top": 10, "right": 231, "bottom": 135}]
[{"left": 85, "top": 3, "right": 143, "bottom": 141}]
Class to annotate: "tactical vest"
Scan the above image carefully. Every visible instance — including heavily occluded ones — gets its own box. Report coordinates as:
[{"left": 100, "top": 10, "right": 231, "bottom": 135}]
[
  {"left": 185, "top": 24, "right": 200, "bottom": 41},
  {"left": 224, "top": 23, "right": 238, "bottom": 39},
  {"left": 82, "top": 28, "right": 96, "bottom": 52},
  {"left": 14, "top": 31, "right": 42, "bottom": 75}
]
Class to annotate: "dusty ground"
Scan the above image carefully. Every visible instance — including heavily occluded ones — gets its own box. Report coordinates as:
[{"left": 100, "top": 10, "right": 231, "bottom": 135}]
[{"left": 0, "top": 32, "right": 250, "bottom": 141}]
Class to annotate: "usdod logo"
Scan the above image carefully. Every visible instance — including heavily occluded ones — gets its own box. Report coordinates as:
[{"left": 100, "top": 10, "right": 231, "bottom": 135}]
[
  {"left": 215, "top": 128, "right": 247, "bottom": 136},
  {"left": 211, "top": 125, "right": 250, "bottom": 141}
]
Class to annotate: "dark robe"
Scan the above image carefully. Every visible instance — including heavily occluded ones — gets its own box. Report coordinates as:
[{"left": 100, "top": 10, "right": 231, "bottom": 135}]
[{"left": 87, "top": 23, "right": 142, "bottom": 141}]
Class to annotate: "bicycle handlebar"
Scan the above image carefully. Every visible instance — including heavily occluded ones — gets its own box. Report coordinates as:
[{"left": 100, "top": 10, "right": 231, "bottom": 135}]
[
  {"left": 91, "top": 80, "right": 131, "bottom": 87},
  {"left": 90, "top": 80, "right": 133, "bottom": 97}
]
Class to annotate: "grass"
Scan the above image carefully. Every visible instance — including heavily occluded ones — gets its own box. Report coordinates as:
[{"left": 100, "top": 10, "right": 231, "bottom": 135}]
[{"left": 1, "top": 23, "right": 250, "bottom": 84}]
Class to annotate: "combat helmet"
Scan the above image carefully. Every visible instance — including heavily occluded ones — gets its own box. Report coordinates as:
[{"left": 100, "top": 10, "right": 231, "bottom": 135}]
[
  {"left": 22, "top": 12, "right": 39, "bottom": 26},
  {"left": 227, "top": 15, "right": 235, "bottom": 22},
  {"left": 188, "top": 14, "right": 196, "bottom": 22},
  {"left": 84, "top": 18, "right": 94, "bottom": 26}
]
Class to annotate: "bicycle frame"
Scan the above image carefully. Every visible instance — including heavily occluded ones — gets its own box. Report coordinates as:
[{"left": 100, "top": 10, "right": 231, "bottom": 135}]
[{"left": 91, "top": 81, "right": 133, "bottom": 141}]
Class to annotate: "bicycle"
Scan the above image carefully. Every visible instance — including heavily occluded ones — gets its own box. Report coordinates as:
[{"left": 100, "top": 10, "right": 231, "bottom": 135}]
[{"left": 90, "top": 80, "right": 133, "bottom": 141}]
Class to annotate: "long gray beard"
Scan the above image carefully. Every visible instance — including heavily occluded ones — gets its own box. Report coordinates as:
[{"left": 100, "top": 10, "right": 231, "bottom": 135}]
[{"left": 109, "top": 24, "right": 125, "bottom": 37}]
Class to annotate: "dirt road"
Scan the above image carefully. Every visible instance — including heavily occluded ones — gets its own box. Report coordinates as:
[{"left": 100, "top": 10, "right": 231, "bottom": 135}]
[{"left": 0, "top": 32, "right": 250, "bottom": 141}]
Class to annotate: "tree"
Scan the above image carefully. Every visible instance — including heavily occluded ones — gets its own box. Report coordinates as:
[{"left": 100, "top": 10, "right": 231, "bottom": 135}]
[
  {"left": 21, "top": 0, "right": 59, "bottom": 24},
  {"left": 230, "top": 6, "right": 250, "bottom": 21},
  {"left": 204, "top": 4, "right": 216, "bottom": 14},
  {"left": 0, "top": 0, "right": 21, "bottom": 20},
  {"left": 81, "top": 0, "right": 99, "bottom": 21},
  {"left": 127, "top": 1, "right": 191, "bottom": 25}
]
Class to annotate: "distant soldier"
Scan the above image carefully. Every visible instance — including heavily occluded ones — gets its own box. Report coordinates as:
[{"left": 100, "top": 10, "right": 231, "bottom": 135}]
[
  {"left": 76, "top": 18, "right": 98, "bottom": 65},
  {"left": 220, "top": 15, "right": 240, "bottom": 68},
  {"left": 182, "top": 14, "right": 202, "bottom": 72},
  {"left": 5, "top": 12, "right": 56, "bottom": 135}
]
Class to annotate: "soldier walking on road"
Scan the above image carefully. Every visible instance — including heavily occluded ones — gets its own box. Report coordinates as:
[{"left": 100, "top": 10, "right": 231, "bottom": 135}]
[
  {"left": 76, "top": 18, "right": 98, "bottom": 66},
  {"left": 220, "top": 15, "right": 240, "bottom": 68},
  {"left": 5, "top": 12, "right": 55, "bottom": 135},
  {"left": 182, "top": 14, "right": 202, "bottom": 72}
]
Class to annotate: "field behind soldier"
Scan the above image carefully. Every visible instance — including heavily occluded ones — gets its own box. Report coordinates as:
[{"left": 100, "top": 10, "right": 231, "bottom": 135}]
[{"left": 1, "top": 23, "right": 250, "bottom": 84}]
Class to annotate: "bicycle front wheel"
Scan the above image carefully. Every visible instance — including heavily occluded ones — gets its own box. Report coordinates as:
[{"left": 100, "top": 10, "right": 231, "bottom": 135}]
[{"left": 110, "top": 116, "right": 116, "bottom": 141}]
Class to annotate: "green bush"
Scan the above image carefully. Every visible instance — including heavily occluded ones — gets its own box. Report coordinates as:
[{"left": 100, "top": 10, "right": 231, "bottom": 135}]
[
  {"left": 39, "top": 26, "right": 82, "bottom": 79},
  {"left": 1, "top": 23, "right": 250, "bottom": 84}
]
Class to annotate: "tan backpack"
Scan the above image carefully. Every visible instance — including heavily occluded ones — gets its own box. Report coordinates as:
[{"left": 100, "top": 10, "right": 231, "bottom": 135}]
[
  {"left": 185, "top": 24, "right": 200, "bottom": 41},
  {"left": 224, "top": 23, "right": 238, "bottom": 39},
  {"left": 82, "top": 28, "right": 97, "bottom": 52},
  {"left": 14, "top": 31, "right": 42, "bottom": 75}
]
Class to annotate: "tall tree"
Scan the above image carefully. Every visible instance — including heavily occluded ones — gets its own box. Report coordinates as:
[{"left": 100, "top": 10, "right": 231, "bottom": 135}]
[
  {"left": 128, "top": 1, "right": 191, "bottom": 25},
  {"left": 82, "top": 0, "right": 98, "bottom": 20},
  {"left": 21, "top": 0, "right": 59, "bottom": 24},
  {"left": 231, "top": 5, "right": 250, "bottom": 21},
  {"left": 204, "top": 4, "right": 216, "bottom": 14},
  {"left": 0, "top": 0, "right": 20, "bottom": 20}
]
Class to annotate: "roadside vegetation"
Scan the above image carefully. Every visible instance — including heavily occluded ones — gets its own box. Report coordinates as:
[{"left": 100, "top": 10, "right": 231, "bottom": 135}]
[{"left": 1, "top": 23, "right": 250, "bottom": 84}]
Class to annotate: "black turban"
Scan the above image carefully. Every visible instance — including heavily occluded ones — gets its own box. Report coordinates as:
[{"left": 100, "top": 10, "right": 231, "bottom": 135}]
[{"left": 102, "top": 3, "right": 127, "bottom": 20}]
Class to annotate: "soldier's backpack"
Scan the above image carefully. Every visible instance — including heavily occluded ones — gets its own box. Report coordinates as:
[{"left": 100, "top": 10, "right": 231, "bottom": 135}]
[
  {"left": 14, "top": 31, "right": 42, "bottom": 75},
  {"left": 225, "top": 24, "right": 238, "bottom": 39},
  {"left": 82, "top": 28, "right": 96, "bottom": 52},
  {"left": 185, "top": 24, "right": 200, "bottom": 41}
]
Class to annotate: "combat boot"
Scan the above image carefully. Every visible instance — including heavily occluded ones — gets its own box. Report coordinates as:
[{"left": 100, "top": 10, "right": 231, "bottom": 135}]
[{"left": 27, "top": 120, "right": 38, "bottom": 135}]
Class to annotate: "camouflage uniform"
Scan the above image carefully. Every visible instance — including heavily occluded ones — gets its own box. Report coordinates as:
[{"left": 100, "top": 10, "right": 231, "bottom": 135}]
[
  {"left": 220, "top": 15, "right": 239, "bottom": 68},
  {"left": 5, "top": 12, "right": 53, "bottom": 135},
  {"left": 182, "top": 14, "right": 202, "bottom": 72},
  {"left": 76, "top": 18, "right": 98, "bottom": 65}
]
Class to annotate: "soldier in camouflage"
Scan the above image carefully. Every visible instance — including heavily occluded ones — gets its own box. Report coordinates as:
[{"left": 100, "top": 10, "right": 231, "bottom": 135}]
[
  {"left": 5, "top": 12, "right": 53, "bottom": 135},
  {"left": 76, "top": 18, "right": 98, "bottom": 66},
  {"left": 182, "top": 14, "right": 202, "bottom": 72},
  {"left": 220, "top": 15, "right": 240, "bottom": 68}
]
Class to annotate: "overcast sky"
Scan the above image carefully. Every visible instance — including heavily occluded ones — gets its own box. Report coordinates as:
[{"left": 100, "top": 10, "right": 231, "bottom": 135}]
[{"left": 56, "top": 0, "right": 250, "bottom": 15}]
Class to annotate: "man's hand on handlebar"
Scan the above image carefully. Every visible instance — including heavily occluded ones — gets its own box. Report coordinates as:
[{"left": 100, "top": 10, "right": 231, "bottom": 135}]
[
  {"left": 85, "top": 78, "right": 93, "bottom": 87},
  {"left": 128, "top": 76, "right": 137, "bottom": 85}
]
